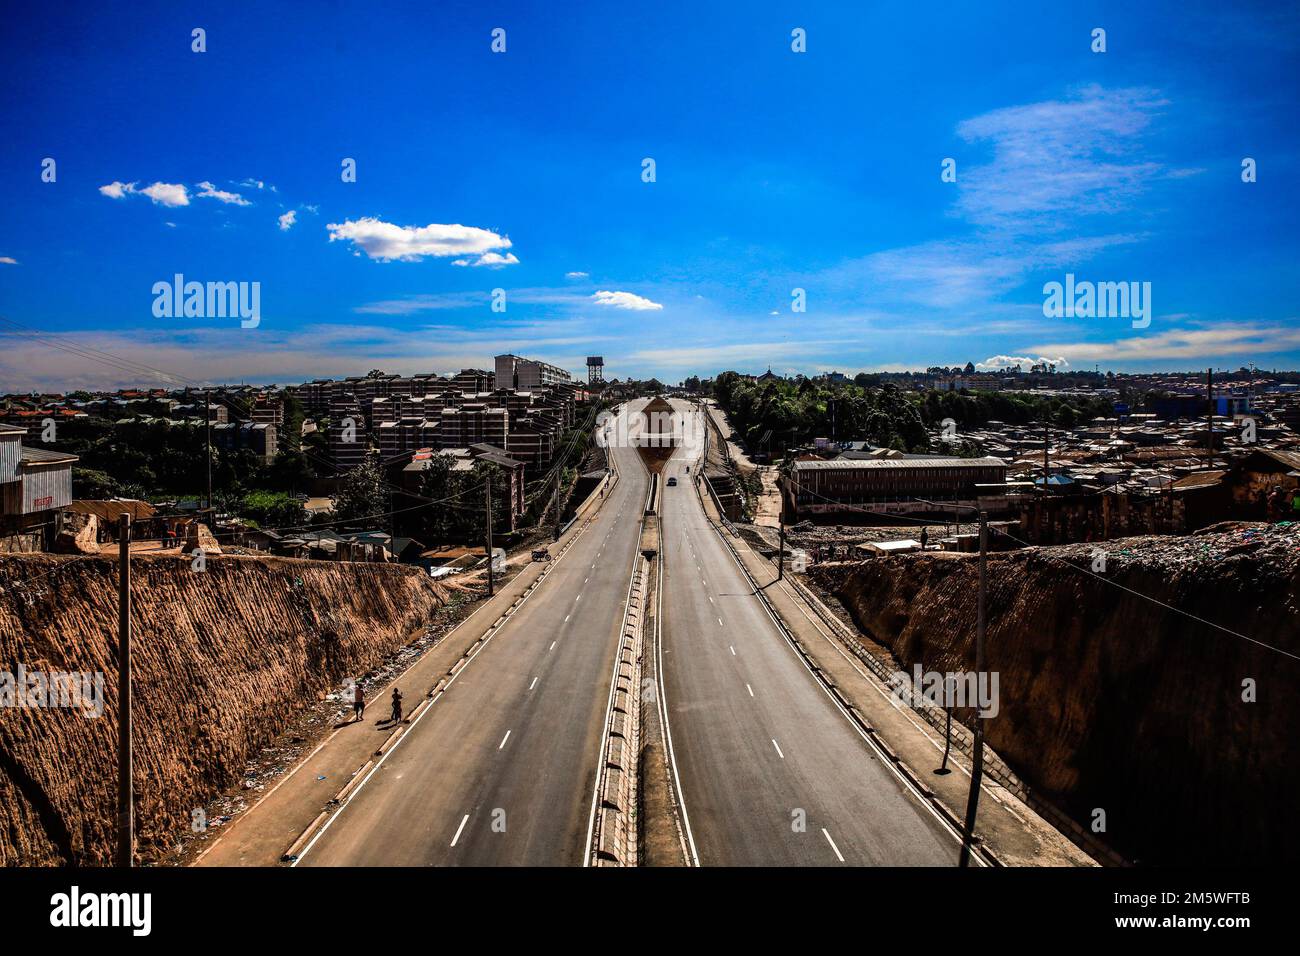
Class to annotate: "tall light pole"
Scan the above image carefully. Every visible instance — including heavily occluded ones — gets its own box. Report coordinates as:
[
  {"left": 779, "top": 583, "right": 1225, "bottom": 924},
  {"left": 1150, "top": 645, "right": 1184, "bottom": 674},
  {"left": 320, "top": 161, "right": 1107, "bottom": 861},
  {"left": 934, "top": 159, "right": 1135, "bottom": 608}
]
[
  {"left": 958, "top": 510, "right": 988, "bottom": 867},
  {"left": 204, "top": 387, "right": 213, "bottom": 513},
  {"left": 484, "top": 473, "right": 494, "bottom": 598}
]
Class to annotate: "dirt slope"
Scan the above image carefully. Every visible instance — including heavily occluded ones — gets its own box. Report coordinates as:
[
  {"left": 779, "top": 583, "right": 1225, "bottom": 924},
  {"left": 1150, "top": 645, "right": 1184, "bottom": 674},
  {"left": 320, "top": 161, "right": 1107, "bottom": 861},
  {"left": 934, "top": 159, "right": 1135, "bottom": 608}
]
[
  {"left": 813, "top": 524, "right": 1300, "bottom": 864},
  {"left": 0, "top": 553, "right": 447, "bottom": 865}
]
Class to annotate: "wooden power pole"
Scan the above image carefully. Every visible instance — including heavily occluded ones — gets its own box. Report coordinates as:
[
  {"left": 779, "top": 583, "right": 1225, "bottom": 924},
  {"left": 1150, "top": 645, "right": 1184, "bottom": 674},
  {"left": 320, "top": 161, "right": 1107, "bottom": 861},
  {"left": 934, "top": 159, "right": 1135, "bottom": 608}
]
[{"left": 117, "top": 513, "right": 133, "bottom": 867}]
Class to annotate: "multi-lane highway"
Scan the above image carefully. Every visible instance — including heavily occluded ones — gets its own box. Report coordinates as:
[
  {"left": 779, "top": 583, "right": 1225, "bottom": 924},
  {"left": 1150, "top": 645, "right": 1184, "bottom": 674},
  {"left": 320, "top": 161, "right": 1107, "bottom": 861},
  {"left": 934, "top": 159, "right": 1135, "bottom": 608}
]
[
  {"left": 295, "top": 403, "right": 651, "bottom": 866},
  {"left": 656, "top": 399, "right": 964, "bottom": 865},
  {"left": 292, "top": 397, "right": 968, "bottom": 866}
]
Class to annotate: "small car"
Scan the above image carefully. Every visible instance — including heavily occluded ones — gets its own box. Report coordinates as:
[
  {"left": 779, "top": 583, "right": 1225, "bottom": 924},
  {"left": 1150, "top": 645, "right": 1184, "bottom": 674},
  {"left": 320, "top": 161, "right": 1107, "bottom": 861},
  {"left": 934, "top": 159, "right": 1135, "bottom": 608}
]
[{"left": 666, "top": 476, "right": 678, "bottom": 486}]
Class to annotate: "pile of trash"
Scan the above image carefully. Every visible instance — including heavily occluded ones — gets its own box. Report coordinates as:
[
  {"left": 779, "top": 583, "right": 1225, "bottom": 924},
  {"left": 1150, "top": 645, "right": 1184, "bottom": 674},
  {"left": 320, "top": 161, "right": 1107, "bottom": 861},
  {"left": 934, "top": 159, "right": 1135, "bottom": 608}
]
[{"left": 1044, "top": 521, "right": 1300, "bottom": 573}]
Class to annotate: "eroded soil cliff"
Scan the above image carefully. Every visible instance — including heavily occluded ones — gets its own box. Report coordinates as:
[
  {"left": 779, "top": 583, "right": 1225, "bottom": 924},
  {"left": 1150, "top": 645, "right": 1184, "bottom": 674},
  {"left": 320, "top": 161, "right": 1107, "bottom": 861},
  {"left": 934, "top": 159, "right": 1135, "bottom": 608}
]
[
  {"left": 813, "top": 523, "right": 1300, "bottom": 864},
  {"left": 0, "top": 553, "right": 448, "bottom": 865}
]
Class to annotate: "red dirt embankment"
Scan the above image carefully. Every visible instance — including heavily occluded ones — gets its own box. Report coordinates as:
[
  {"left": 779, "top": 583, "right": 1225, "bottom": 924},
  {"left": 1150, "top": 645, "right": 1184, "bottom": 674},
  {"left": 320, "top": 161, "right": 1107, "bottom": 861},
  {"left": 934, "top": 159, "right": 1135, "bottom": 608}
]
[
  {"left": 0, "top": 553, "right": 448, "bottom": 865},
  {"left": 813, "top": 524, "right": 1300, "bottom": 865}
]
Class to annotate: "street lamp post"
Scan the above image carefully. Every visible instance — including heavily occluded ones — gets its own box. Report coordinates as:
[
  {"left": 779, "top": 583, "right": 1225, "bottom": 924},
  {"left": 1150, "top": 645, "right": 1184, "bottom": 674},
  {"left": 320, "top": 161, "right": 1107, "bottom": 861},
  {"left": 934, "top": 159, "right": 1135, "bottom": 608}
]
[{"left": 958, "top": 510, "right": 988, "bottom": 867}]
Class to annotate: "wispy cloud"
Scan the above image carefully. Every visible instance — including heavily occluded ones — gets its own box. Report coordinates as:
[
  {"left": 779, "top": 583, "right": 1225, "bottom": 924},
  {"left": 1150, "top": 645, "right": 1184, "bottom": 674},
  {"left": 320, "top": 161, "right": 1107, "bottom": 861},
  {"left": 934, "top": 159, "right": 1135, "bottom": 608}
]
[
  {"left": 1025, "top": 323, "right": 1300, "bottom": 363},
  {"left": 954, "top": 84, "right": 1171, "bottom": 232},
  {"left": 817, "top": 85, "right": 1173, "bottom": 314},
  {"left": 452, "top": 251, "right": 520, "bottom": 268},
  {"left": 196, "top": 181, "right": 251, "bottom": 206}
]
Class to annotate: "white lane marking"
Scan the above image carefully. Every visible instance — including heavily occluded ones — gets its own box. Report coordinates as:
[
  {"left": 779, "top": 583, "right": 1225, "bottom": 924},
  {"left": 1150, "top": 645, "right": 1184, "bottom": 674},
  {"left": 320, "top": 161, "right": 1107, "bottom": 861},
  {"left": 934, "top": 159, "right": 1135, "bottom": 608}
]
[
  {"left": 746, "top": 683, "right": 754, "bottom": 697},
  {"left": 498, "top": 730, "right": 511, "bottom": 750},
  {"left": 771, "top": 738, "right": 785, "bottom": 759},
  {"left": 450, "top": 814, "right": 469, "bottom": 847},
  {"left": 729, "top": 645, "right": 736, "bottom": 656},
  {"left": 550, "top": 640, "right": 558, "bottom": 650},
  {"left": 718, "top": 618, "right": 723, "bottom": 626},
  {"left": 564, "top": 614, "right": 570, "bottom": 623},
  {"left": 575, "top": 594, "right": 581, "bottom": 602},
  {"left": 708, "top": 595, "right": 714, "bottom": 604},
  {"left": 529, "top": 677, "right": 538, "bottom": 690},
  {"left": 822, "top": 828, "right": 845, "bottom": 862},
  {"left": 585, "top": 576, "right": 589, "bottom": 583}
]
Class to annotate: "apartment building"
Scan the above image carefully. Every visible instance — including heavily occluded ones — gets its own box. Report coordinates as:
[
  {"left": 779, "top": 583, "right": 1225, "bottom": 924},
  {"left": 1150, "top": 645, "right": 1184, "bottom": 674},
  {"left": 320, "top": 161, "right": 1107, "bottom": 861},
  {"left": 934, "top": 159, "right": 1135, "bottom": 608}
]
[
  {"left": 438, "top": 403, "right": 507, "bottom": 449},
  {"left": 213, "top": 422, "right": 278, "bottom": 462},
  {"left": 495, "top": 354, "right": 572, "bottom": 390},
  {"left": 328, "top": 396, "right": 368, "bottom": 472}
]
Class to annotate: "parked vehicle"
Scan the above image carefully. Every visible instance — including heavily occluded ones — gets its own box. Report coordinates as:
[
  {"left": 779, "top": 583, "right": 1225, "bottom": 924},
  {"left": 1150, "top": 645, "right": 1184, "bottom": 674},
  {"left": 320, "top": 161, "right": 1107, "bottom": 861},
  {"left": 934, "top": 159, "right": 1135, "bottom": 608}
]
[
  {"left": 531, "top": 548, "right": 551, "bottom": 561},
  {"left": 666, "top": 476, "right": 678, "bottom": 486}
]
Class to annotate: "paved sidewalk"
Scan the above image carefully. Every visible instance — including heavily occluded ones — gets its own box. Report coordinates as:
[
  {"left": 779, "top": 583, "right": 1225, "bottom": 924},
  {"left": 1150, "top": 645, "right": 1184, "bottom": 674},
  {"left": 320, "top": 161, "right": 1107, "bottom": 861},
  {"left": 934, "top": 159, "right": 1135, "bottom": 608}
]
[{"left": 696, "top": 477, "right": 1095, "bottom": 867}]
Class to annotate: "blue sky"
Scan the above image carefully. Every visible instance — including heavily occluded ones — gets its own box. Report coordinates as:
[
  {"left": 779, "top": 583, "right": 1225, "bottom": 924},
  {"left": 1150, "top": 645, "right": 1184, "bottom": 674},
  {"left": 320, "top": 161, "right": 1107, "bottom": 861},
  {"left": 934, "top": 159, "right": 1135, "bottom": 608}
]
[{"left": 1, "top": 0, "right": 1298, "bottom": 390}]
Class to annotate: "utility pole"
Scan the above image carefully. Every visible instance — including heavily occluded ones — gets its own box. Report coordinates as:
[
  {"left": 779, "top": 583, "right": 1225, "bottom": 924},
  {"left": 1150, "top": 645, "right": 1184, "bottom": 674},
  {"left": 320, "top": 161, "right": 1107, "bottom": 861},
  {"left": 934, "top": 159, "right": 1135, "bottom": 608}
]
[
  {"left": 116, "top": 513, "right": 133, "bottom": 868},
  {"left": 1043, "top": 418, "right": 1050, "bottom": 491},
  {"left": 778, "top": 509, "right": 785, "bottom": 581},
  {"left": 958, "top": 510, "right": 988, "bottom": 868},
  {"left": 204, "top": 388, "right": 213, "bottom": 513},
  {"left": 484, "top": 475, "right": 494, "bottom": 597},
  {"left": 1206, "top": 367, "right": 1214, "bottom": 469}
]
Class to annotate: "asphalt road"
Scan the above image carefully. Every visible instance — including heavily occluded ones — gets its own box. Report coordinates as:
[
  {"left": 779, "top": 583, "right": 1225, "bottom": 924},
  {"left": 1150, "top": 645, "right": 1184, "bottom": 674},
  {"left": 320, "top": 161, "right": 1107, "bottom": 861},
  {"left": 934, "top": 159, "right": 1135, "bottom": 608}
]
[
  {"left": 297, "top": 403, "right": 650, "bottom": 866},
  {"left": 658, "top": 400, "right": 963, "bottom": 865}
]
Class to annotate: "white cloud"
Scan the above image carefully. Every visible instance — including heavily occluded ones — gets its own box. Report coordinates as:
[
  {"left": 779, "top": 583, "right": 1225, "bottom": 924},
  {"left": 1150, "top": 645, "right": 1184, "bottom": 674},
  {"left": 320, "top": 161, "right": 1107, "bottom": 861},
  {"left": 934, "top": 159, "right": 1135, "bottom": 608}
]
[
  {"left": 326, "top": 217, "right": 514, "bottom": 263},
  {"left": 1026, "top": 324, "right": 1300, "bottom": 363},
  {"left": 954, "top": 84, "right": 1169, "bottom": 232},
  {"left": 196, "top": 181, "right": 251, "bottom": 206},
  {"left": 452, "top": 251, "right": 519, "bottom": 268},
  {"left": 977, "top": 354, "right": 1070, "bottom": 370},
  {"left": 278, "top": 210, "right": 297, "bottom": 231},
  {"left": 591, "top": 290, "right": 663, "bottom": 311},
  {"left": 98, "top": 181, "right": 137, "bottom": 199},
  {"left": 0, "top": 256, "right": 17, "bottom": 265},
  {"left": 139, "top": 182, "right": 190, "bottom": 207},
  {"left": 565, "top": 271, "right": 589, "bottom": 279}
]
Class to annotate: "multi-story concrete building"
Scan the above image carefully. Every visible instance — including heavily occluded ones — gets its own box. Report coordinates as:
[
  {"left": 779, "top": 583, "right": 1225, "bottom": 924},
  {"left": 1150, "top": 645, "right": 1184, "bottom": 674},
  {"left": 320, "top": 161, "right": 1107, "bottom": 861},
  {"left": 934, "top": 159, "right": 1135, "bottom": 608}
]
[
  {"left": 213, "top": 422, "right": 278, "bottom": 461},
  {"left": 328, "top": 396, "right": 368, "bottom": 472},
  {"left": 495, "top": 354, "right": 572, "bottom": 391},
  {"left": 438, "top": 403, "right": 507, "bottom": 449}
]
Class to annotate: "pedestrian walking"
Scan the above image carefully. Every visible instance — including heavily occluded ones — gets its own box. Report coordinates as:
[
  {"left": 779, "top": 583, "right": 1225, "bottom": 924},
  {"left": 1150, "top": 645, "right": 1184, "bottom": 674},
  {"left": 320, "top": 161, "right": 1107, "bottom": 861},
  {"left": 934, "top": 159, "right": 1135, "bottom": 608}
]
[
  {"left": 353, "top": 682, "right": 365, "bottom": 722},
  {"left": 390, "top": 687, "right": 404, "bottom": 725}
]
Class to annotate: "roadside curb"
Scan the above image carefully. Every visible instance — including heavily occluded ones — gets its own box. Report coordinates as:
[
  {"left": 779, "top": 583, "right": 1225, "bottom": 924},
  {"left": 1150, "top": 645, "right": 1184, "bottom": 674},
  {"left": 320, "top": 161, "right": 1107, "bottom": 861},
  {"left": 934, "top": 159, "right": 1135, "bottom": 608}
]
[
  {"left": 696, "top": 467, "right": 1004, "bottom": 867},
  {"left": 279, "top": 452, "right": 622, "bottom": 865}
]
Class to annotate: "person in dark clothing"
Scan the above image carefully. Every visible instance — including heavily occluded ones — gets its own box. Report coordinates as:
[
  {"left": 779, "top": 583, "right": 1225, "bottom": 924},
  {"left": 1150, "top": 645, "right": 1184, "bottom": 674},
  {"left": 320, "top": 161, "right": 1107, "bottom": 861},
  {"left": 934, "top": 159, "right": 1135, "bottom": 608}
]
[
  {"left": 921, "top": 527, "right": 928, "bottom": 550},
  {"left": 390, "top": 688, "right": 404, "bottom": 725},
  {"left": 353, "top": 683, "right": 365, "bottom": 722}
]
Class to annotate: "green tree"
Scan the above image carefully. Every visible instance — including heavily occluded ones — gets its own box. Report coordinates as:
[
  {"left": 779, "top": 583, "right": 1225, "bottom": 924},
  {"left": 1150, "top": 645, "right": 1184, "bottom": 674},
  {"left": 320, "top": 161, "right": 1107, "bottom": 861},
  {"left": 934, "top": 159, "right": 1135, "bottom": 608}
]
[{"left": 330, "top": 452, "right": 387, "bottom": 525}]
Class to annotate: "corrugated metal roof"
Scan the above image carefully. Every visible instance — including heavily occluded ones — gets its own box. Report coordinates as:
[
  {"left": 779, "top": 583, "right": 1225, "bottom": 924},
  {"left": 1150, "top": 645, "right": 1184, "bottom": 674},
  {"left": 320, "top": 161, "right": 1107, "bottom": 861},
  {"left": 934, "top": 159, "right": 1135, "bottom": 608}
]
[
  {"left": 793, "top": 456, "right": 1006, "bottom": 471},
  {"left": 21, "top": 446, "right": 78, "bottom": 464}
]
